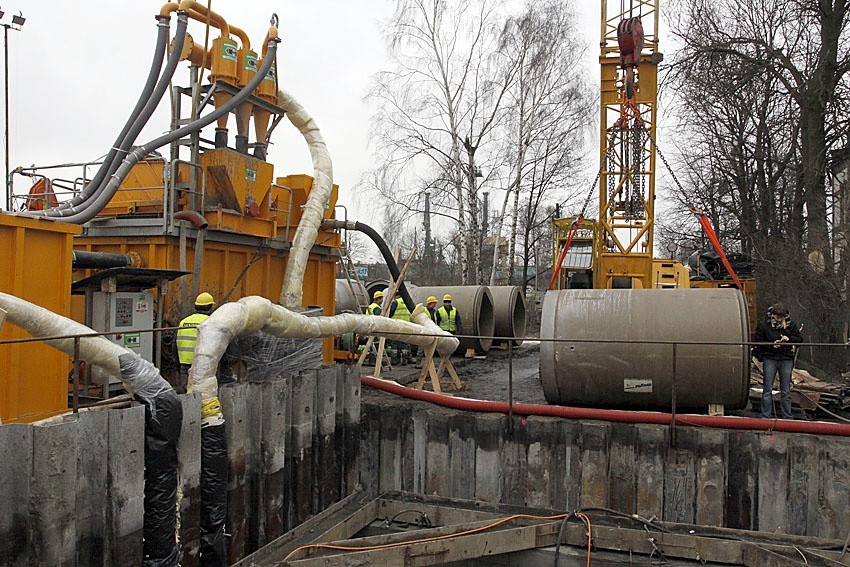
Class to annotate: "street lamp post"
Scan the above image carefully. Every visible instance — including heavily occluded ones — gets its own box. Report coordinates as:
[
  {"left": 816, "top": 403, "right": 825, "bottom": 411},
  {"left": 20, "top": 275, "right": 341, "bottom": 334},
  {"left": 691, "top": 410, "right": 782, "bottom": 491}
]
[{"left": 2, "top": 10, "right": 25, "bottom": 211}]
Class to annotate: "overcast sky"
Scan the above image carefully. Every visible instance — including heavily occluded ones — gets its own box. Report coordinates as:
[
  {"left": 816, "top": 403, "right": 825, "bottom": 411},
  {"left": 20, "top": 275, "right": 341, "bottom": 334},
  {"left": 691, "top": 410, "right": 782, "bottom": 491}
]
[{"left": 7, "top": 1, "right": 602, "bottom": 221}]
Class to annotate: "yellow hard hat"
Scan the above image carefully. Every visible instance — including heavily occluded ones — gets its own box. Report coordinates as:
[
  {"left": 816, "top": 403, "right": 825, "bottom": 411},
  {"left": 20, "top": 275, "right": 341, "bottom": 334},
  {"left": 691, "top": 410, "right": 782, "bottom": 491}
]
[
  {"left": 443, "top": 294, "right": 452, "bottom": 301},
  {"left": 374, "top": 290, "right": 385, "bottom": 299},
  {"left": 426, "top": 296, "right": 438, "bottom": 304},
  {"left": 195, "top": 292, "right": 215, "bottom": 306}
]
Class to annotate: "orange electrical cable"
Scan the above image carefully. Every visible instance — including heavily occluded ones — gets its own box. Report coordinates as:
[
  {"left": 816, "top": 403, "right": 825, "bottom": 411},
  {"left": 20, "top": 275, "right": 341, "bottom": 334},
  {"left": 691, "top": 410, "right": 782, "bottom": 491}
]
[
  {"left": 576, "top": 512, "right": 593, "bottom": 566},
  {"left": 283, "top": 512, "right": 571, "bottom": 562}
]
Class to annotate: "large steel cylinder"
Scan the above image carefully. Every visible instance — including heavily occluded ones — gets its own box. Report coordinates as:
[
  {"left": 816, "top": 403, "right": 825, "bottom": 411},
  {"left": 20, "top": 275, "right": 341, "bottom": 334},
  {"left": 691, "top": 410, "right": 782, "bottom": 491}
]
[
  {"left": 335, "top": 279, "right": 369, "bottom": 314},
  {"left": 410, "top": 286, "right": 495, "bottom": 353},
  {"left": 540, "top": 288, "right": 750, "bottom": 410},
  {"left": 487, "top": 286, "right": 527, "bottom": 347}
]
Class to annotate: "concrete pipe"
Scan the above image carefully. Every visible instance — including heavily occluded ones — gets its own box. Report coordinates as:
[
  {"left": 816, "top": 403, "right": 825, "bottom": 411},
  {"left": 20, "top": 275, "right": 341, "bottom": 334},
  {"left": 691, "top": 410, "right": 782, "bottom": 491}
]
[
  {"left": 487, "top": 286, "right": 527, "bottom": 347},
  {"left": 410, "top": 286, "right": 495, "bottom": 353},
  {"left": 540, "top": 288, "right": 750, "bottom": 411},
  {"left": 365, "top": 279, "right": 389, "bottom": 301},
  {"left": 335, "top": 279, "right": 369, "bottom": 314}
]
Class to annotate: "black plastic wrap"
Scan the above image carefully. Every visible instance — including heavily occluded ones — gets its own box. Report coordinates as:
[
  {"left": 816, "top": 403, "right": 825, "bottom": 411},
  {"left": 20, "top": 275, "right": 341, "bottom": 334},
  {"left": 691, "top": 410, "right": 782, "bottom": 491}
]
[
  {"left": 119, "top": 353, "right": 183, "bottom": 567},
  {"left": 200, "top": 424, "right": 228, "bottom": 566}
]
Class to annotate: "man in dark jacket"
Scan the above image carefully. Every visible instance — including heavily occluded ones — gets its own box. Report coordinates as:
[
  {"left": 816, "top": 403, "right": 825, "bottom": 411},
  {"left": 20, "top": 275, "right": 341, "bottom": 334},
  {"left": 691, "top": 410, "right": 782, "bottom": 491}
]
[{"left": 754, "top": 302, "right": 803, "bottom": 419}]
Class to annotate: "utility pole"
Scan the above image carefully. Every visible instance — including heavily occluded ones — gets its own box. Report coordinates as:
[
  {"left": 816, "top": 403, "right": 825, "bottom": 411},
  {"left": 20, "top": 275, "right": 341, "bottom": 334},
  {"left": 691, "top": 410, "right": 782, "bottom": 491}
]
[
  {"left": 423, "top": 191, "right": 432, "bottom": 260},
  {"left": 2, "top": 10, "right": 25, "bottom": 211}
]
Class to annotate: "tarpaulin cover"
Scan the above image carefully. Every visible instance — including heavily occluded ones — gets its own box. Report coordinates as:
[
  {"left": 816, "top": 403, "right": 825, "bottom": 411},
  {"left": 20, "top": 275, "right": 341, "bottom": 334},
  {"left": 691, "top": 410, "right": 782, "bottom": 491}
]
[
  {"left": 200, "top": 424, "right": 228, "bottom": 566},
  {"left": 120, "top": 354, "right": 183, "bottom": 567}
]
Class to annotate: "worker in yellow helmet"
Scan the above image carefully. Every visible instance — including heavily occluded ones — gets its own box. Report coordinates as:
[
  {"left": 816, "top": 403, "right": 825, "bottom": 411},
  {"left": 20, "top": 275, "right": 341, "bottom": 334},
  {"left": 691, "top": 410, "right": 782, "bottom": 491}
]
[
  {"left": 387, "top": 291, "right": 411, "bottom": 322},
  {"left": 425, "top": 296, "right": 439, "bottom": 323},
  {"left": 436, "top": 293, "right": 462, "bottom": 335},
  {"left": 175, "top": 292, "right": 215, "bottom": 393},
  {"left": 366, "top": 290, "right": 385, "bottom": 316}
]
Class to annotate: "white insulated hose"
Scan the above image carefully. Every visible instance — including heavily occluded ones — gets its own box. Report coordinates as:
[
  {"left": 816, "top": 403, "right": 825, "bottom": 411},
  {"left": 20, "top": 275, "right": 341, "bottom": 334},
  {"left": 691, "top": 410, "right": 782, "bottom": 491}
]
[
  {"left": 189, "top": 296, "right": 459, "bottom": 423},
  {"left": 276, "top": 88, "right": 334, "bottom": 309},
  {"left": 0, "top": 292, "right": 172, "bottom": 400}
]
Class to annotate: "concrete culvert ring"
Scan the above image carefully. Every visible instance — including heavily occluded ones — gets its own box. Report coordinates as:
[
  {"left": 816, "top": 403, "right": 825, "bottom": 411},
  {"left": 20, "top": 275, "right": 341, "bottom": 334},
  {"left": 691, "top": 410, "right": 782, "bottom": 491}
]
[{"left": 488, "top": 286, "right": 527, "bottom": 347}]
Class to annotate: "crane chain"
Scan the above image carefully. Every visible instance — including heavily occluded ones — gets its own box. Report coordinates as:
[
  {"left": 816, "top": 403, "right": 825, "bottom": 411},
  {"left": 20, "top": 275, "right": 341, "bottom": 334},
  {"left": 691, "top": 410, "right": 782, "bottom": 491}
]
[{"left": 644, "top": 129, "right": 689, "bottom": 198}]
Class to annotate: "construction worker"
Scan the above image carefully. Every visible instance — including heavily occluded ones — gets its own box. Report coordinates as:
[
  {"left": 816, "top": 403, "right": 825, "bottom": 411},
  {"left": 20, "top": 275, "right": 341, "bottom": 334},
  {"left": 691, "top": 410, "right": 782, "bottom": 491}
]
[
  {"left": 425, "top": 296, "right": 439, "bottom": 323},
  {"left": 367, "top": 290, "right": 384, "bottom": 316},
  {"left": 387, "top": 292, "right": 411, "bottom": 321},
  {"left": 387, "top": 292, "right": 412, "bottom": 364},
  {"left": 436, "top": 294, "right": 463, "bottom": 335},
  {"left": 175, "top": 292, "right": 215, "bottom": 393}
]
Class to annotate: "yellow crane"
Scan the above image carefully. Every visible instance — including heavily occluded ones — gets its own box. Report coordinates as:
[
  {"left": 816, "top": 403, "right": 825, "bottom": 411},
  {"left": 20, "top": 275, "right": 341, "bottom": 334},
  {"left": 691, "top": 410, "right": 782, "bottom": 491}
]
[{"left": 539, "top": 0, "right": 752, "bottom": 412}]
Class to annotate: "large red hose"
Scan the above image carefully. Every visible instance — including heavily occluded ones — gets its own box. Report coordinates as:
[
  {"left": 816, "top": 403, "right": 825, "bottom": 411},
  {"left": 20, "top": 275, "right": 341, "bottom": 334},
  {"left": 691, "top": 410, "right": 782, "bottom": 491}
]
[{"left": 361, "top": 375, "right": 850, "bottom": 437}]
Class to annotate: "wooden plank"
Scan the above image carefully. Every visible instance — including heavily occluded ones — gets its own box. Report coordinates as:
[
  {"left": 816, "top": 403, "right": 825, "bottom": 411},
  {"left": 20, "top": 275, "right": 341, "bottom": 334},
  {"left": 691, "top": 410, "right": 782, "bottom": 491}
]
[
  {"left": 400, "top": 401, "right": 416, "bottom": 493},
  {"left": 695, "top": 428, "right": 726, "bottom": 527},
  {"left": 726, "top": 429, "right": 758, "bottom": 530},
  {"left": 424, "top": 409, "right": 449, "bottom": 497},
  {"left": 30, "top": 420, "right": 78, "bottom": 566},
  {"left": 262, "top": 374, "right": 290, "bottom": 540},
  {"left": 341, "top": 366, "right": 361, "bottom": 495},
  {"left": 473, "top": 412, "right": 504, "bottom": 504},
  {"left": 608, "top": 422, "right": 637, "bottom": 516},
  {"left": 220, "top": 382, "right": 248, "bottom": 562},
  {"left": 0, "top": 423, "right": 33, "bottom": 566},
  {"left": 378, "top": 403, "right": 404, "bottom": 493},
  {"left": 107, "top": 404, "right": 145, "bottom": 566},
  {"left": 524, "top": 417, "right": 554, "bottom": 509},
  {"left": 757, "top": 432, "right": 789, "bottom": 534},
  {"left": 244, "top": 381, "right": 266, "bottom": 552},
  {"left": 816, "top": 435, "right": 850, "bottom": 539},
  {"left": 314, "top": 367, "right": 339, "bottom": 510},
  {"left": 178, "top": 392, "right": 202, "bottom": 566},
  {"left": 333, "top": 366, "right": 346, "bottom": 499},
  {"left": 635, "top": 425, "right": 666, "bottom": 519},
  {"left": 501, "top": 418, "right": 529, "bottom": 506},
  {"left": 356, "top": 404, "right": 381, "bottom": 499},
  {"left": 788, "top": 434, "right": 818, "bottom": 537},
  {"left": 75, "top": 411, "right": 108, "bottom": 567},
  {"left": 232, "top": 491, "right": 376, "bottom": 566},
  {"left": 663, "top": 426, "right": 697, "bottom": 524},
  {"left": 289, "top": 371, "right": 315, "bottom": 527},
  {"left": 448, "top": 412, "right": 475, "bottom": 500},
  {"left": 579, "top": 421, "right": 610, "bottom": 508},
  {"left": 562, "top": 420, "right": 582, "bottom": 511},
  {"left": 412, "top": 408, "right": 428, "bottom": 495}
]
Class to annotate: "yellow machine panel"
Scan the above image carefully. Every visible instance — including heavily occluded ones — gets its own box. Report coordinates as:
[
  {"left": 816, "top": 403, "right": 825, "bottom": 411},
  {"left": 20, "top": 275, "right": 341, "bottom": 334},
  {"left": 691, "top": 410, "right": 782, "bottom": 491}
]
[
  {"left": 0, "top": 214, "right": 80, "bottom": 423},
  {"left": 72, "top": 238, "right": 338, "bottom": 364}
]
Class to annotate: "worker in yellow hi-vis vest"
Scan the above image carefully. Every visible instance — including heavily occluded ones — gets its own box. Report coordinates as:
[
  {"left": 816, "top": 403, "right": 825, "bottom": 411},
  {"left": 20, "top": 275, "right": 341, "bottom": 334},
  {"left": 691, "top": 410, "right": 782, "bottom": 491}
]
[
  {"left": 175, "top": 292, "right": 215, "bottom": 393},
  {"left": 436, "top": 294, "right": 463, "bottom": 335}
]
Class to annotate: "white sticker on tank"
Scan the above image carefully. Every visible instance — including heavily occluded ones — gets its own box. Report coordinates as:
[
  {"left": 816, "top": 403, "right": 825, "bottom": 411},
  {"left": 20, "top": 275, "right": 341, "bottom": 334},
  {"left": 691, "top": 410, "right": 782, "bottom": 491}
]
[{"left": 624, "top": 378, "right": 652, "bottom": 393}]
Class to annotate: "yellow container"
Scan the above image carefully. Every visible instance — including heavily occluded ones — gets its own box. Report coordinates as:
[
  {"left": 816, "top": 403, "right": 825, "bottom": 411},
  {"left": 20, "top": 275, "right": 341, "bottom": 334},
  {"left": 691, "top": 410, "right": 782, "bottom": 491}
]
[
  {"left": 210, "top": 36, "right": 238, "bottom": 84},
  {"left": 72, "top": 236, "right": 339, "bottom": 364},
  {"left": 0, "top": 214, "right": 80, "bottom": 424}
]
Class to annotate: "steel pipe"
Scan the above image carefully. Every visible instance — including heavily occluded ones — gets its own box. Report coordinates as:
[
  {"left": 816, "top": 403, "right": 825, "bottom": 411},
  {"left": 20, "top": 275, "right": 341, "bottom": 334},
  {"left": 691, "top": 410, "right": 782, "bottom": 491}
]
[
  {"left": 487, "top": 286, "right": 527, "bottom": 347},
  {"left": 410, "top": 286, "right": 495, "bottom": 353},
  {"left": 540, "top": 288, "right": 750, "bottom": 410}
]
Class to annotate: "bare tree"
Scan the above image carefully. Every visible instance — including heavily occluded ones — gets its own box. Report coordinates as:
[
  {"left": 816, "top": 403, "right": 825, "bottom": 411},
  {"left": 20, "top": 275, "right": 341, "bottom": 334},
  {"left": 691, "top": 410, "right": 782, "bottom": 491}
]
[
  {"left": 486, "top": 0, "right": 594, "bottom": 286},
  {"left": 367, "top": 0, "right": 520, "bottom": 284},
  {"left": 667, "top": 0, "right": 850, "bottom": 370}
]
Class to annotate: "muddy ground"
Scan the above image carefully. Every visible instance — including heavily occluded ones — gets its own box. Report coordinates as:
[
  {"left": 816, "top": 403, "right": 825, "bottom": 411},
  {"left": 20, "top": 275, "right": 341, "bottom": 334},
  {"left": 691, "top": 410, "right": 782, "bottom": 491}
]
[{"left": 363, "top": 341, "right": 547, "bottom": 405}]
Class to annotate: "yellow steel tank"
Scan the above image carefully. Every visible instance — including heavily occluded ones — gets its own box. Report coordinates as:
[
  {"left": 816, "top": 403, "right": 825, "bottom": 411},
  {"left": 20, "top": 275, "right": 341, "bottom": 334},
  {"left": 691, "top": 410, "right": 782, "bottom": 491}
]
[{"left": 0, "top": 214, "right": 80, "bottom": 423}]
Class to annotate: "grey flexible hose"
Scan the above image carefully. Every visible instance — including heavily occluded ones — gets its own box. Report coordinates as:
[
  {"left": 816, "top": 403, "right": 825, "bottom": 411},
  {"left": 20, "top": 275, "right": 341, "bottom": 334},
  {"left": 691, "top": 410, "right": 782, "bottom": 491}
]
[
  {"left": 42, "top": 13, "right": 190, "bottom": 218},
  {"left": 34, "top": 15, "right": 171, "bottom": 214},
  {"left": 60, "top": 36, "right": 280, "bottom": 225}
]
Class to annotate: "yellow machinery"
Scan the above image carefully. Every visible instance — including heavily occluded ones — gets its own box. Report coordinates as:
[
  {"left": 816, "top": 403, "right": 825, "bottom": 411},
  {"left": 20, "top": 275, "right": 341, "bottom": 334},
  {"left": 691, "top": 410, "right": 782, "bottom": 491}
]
[
  {"left": 2, "top": 5, "right": 344, "bottom": 420},
  {"left": 540, "top": 0, "right": 751, "bottom": 411},
  {"left": 0, "top": 215, "right": 80, "bottom": 423}
]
